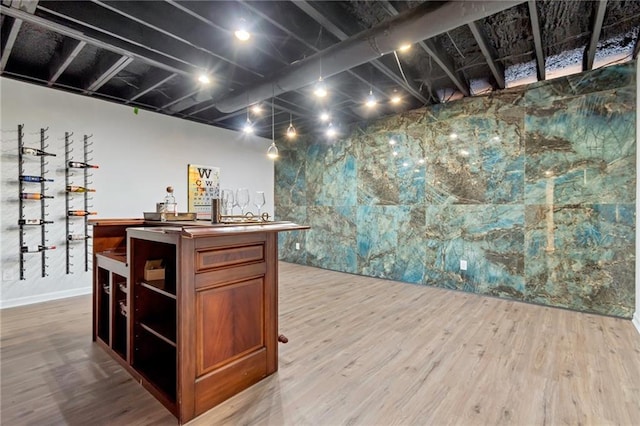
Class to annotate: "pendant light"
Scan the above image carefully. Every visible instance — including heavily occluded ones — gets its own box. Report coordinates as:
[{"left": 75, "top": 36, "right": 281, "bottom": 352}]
[
  {"left": 243, "top": 107, "right": 253, "bottom": 134},
  {"left": 286, "top": 113, "right": 297, "bottom": 139},
  {"left": 267, "top": 100, "right": 279, "bottom": 159}
]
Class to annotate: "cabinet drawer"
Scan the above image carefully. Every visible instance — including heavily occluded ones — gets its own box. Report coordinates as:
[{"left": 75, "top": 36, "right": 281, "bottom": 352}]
[{"left": 196, "top": 244, "right": 264, "bottom": 272}]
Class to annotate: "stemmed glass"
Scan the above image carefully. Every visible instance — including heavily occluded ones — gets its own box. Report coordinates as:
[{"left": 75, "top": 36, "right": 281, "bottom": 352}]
[
  {"left": 236, "top": 188, "right": 250, "bottom": 215},
  {"left": 254, "top": 191, "right": 265, "bottom": 215},
  {"left": 221, "top": 189, "right": 234, "bottom": 215}
]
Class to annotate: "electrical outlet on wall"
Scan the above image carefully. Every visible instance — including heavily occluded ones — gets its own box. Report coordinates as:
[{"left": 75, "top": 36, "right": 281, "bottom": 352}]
[
  {"left": 295, "top": 243, "right": 301, "bottom": 250},
  {"left": 460, "top": 260, "right": 467, "bottom": 271}
]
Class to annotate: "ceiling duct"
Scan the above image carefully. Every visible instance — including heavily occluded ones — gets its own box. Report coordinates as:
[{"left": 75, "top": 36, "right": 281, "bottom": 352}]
[{"left": 214, "top": 0, "right": 524, "bottom": 113}]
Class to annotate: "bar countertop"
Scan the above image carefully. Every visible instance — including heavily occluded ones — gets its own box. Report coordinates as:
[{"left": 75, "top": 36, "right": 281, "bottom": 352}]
[{"left": 89, "top": 218, "right": 309, "bottom": 238}]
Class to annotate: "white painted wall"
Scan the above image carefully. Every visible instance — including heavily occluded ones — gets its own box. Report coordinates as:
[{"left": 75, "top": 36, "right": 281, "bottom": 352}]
[
  {"left": 0, "top": 78, "right": 274, "bottom": 308},
  {"left": 635, "top": 60, "right": 640, "bottom": 335}
]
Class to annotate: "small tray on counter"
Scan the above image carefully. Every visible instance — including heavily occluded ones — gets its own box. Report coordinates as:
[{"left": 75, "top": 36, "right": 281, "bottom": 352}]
[{"left": 143, "top": 212, "right": 197, "bottom": 221}]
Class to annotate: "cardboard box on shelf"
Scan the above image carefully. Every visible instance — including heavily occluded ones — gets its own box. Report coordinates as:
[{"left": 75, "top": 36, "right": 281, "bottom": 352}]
[{"left": 144, "top": 259, "right": 165, "bottom": 281}]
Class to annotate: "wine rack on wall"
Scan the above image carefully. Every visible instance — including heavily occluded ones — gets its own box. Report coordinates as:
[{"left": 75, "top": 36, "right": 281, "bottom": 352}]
[
  {"left": 18, "top": 124, "right": 56, "bottom": 279},
  {"left": 65, "top": 133, "right": 98, "bottom": 274}
]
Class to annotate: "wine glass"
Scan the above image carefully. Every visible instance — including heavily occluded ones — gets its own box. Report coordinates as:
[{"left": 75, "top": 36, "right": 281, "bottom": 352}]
[
  {"left": 254, "top": 191, "right": 265, "bottom": 215},
  {"left": 221, "top": 189, "right": 234, "bottom": 215},
  {"left": 236, "top": 188, "right": 250, "bottom": 215}
]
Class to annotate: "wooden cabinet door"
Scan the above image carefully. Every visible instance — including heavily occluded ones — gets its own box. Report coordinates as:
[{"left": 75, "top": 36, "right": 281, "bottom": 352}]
[{"left": 192, "top": 237, "right": 275, "bottom": 416}]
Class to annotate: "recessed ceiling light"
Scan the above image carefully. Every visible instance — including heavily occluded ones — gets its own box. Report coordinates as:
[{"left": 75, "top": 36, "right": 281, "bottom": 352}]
[
  {"left": 399, "top": 43, "right": 412, "bottom": 52},
  {"left": 365, "top": 90, "right": 377, "bottom": 108},
  {"left": 198, "top": 74, "right": 211, "bottom": 84},
  {"left": 235, "top": 29, "right": 250, "bottom": 41},
  {"left": 234, "top": 18, "right": 251, "bottom": 41},
  {"left": 314, "top": 77, "right": 327, "bottom": 98},
  {"left": 326, "top": 123, "right": 337, "bottom": 138},
  {"left": 243, "top": 118, "right": 254, "bottom": 134},
  {"left": 320, "top": 112, "right": 330, "bottom": 122}
]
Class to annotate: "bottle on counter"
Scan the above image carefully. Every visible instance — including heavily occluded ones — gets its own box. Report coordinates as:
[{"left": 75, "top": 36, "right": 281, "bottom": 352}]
[
  {"left": 21, "top": 147, "right": 56, "bottom": 157},
  {"left": 68, "top": 210, "right": 97, "bottom": 216},
  {"left": 20, "top": 175, "right": 53, "bottom": 183},
  {"left": 18, "top": 219, "right": 54, "bottom": 225},
  {"left": 20, "top": 192, "right": 54, "bottom": 200},
  {"left": 66, "top": 185, "right": 96, "bottom": 192},
  {"left": 68, "top": 161, "right": 99, "bottom": 169},
  {"left": 161, "top": 186, "right": 177, "bottom": 222}
]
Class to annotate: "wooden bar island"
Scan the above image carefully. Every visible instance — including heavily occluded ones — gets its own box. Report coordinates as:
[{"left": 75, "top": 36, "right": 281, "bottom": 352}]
[{"left": 90, "top": 219, "right": 308, "bottom": 424}]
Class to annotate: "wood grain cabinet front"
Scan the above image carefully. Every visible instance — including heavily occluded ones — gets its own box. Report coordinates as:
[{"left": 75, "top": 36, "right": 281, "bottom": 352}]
[{"left": 91, "top": 220, "right": 308, "bottom": 424}]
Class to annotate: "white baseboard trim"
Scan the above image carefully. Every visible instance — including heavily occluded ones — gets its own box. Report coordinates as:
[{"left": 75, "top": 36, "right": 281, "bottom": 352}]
[
  {"left": 0, "top": 287, "right": 91, "bottom": 310},
  {"left": 633, "top": 312, "right": 640, "bottom": 336}
]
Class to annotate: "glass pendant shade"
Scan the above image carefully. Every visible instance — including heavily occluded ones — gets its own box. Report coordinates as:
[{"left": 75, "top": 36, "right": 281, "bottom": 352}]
[{"left": 267, "top": 142, "right": 279, "bottom": 159}]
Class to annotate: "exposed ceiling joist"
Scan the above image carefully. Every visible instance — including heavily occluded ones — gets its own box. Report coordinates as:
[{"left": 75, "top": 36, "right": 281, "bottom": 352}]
[
  {"left": 84, "top": 54, "right": 133, "bottom": 93},
  {"left": 239, "top": 0, "right": 402, "bottom": 100},
  {"left": 583, "top": 0, "right": 608, "bottom": 71},
  {"left": 378, "top": 1, "right": 461, "bottom": 100},
  {"left": 528, "top": 0, "right": 545, "bottom": 81},
  {"left": 48, "top": 39, "right": 86, "bottom": 86},
  {"left": 215, "top": 0, "right": 521, "bottom": 113},
  {"left": 0, "top": 0, "right": 38, "bottom": 72},
  {"left": 294, "top": 0, "right": 430, "bottom": 105},
  {"left": 468, "top": 21, "right": 505, "bottom": 89},
  {"left": 125, "top": 71, "right": 177, "bottom": 104},
  {"left": 0, "top": 4, "right": 193, "bottom": 77},
  {"left": 418, "top": 39, "right": 470, "bottom": 97},
  {"left": 91, "top": 0, "right": 265, "bottom": 77},
  {"left": 160, "top": 88, "right": 203, "bottom": 111}
]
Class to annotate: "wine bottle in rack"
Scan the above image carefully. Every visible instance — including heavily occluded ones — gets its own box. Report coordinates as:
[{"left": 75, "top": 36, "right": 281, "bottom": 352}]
[
  {"left": 21, "top": 245, "right": 56, "bottom": 253},
  {"left": 20, "top": 175, "right": 54, "bottom": 183},
  {"left": 66, "top": 185, "right": 96, "bottom": 192},
  {"left": 18, "top": 219, "right": 54, "bottom": 225},
  {"left": 20, "top": 192, "right": 54, "bottom": 200},
  {"left": 21, "top": 146, "right": 56, "bottom": 157},
  {"left": 67, "top": 234, "right": 91, "bottom": 241},
  {"left": 68, "top": 161, "right": 99, "bottom": 169},
  {"left": 68, "top": 210, "right": 97, "bottom": 217}
]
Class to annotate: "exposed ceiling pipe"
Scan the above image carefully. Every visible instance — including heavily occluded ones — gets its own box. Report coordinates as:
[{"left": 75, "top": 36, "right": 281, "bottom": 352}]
[{"left": 215, "top": 0, "right": 524, "bottom": 113}]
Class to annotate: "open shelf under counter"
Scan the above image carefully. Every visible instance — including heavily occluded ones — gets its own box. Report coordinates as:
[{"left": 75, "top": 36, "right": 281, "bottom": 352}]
[{"left": 140, "top": 280, "right": 176, "bottom": 299}]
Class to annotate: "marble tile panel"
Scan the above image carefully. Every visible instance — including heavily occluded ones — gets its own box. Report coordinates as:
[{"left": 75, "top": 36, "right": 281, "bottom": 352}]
[
  {"left": 276, "top": 205, "right": 307, "bottom": 264},
  {"left": 306, "top": 138, "right": 357, "bottom": 206},
  {"left": 424, "top": 205, "right": 525, "bottom": 299},
  {"left": 355, "top": 132, "right": 426, "bottom": 205},
  {"left": 525, "top": 62, "right": 636, "bottom": 110},
  {"left": 274, "top": 139, "right": 307, "bottom": 207},
  {"left": 423, "top": 116, "right": 524, "bottom": 204},
  {"left": 524, "top": 203, "right": 635, "bottom": 317},
  {"left": 306, "top": 206, "right": 357, "bottom": 273},
  {"left": 356, "top": 205, "right": 425, "bottom": 283},
  {"left": 525, "top": 87, "right": 636, "bottom": 204}
]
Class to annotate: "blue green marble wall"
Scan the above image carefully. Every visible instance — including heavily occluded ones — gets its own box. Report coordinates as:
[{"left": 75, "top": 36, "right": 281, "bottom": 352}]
[{"left": 275, "top": 62, "right": 636, "bottom": 318}]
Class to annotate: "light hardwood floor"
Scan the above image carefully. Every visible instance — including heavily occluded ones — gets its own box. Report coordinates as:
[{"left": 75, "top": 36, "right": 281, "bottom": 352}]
[{"left": 2, "top": 262, "right": 640, "bottom": 425}]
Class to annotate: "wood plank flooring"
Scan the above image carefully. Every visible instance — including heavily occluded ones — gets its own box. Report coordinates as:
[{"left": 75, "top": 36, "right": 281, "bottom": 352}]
[{"left": 2, "top": 262, "right": 640, "bottom": 425}]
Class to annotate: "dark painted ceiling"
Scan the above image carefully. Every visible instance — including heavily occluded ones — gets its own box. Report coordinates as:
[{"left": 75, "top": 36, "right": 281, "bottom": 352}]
[{"left": 1, "top": 0, "right": 639, "bottom": 140}]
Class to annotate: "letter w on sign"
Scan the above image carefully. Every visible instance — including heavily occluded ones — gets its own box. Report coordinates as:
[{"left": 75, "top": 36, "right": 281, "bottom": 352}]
[{"left": 198, "top": 168, "right": 212, "bottom": 179}]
